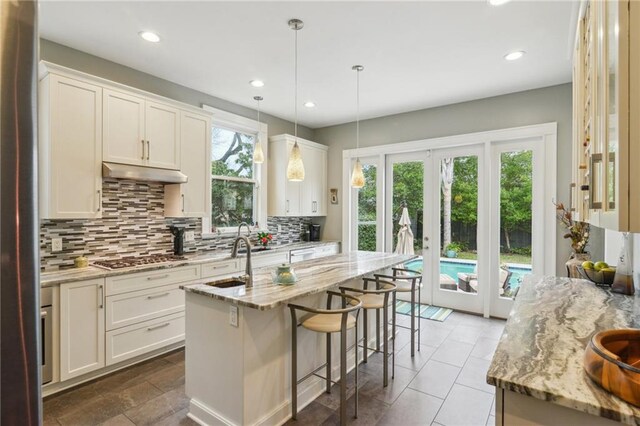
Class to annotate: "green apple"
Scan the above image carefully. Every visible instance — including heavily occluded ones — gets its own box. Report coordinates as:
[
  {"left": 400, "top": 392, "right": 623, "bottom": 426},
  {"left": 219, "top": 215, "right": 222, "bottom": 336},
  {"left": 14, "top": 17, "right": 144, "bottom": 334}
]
[
  {"left": 601, "top": 267, "right": 616, "bottom": 273},
  {"left": 594, "top": 261, "right": 609, "bottom": 272},
  {"left": 582, "top": 261, "right": 595, "bottom": 270}
]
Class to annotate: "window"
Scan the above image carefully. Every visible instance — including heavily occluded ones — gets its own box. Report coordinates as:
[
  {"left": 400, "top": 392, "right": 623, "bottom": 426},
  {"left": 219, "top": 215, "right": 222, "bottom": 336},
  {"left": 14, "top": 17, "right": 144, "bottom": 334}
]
[{"left": 202, "top": 105, "right": 267, "bottom": 235}]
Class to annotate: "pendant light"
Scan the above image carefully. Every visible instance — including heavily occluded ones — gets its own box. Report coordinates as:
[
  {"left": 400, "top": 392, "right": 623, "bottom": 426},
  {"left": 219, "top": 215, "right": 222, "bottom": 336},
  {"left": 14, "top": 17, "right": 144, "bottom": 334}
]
[
  {"left": 286, "top": 18, "right": 305, "bottom": 182},
  {"left": 350, "top": 65, "right": 365, "bottom": 188},
  {"left": 253, "top": 96, "right": 265, "bottom": 164}
]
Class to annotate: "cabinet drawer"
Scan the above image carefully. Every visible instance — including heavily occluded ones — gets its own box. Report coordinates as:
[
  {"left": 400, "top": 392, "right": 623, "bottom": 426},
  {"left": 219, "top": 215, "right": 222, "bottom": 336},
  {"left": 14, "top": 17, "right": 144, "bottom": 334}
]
[
  {"left": 106, "top": 265, "right": 200, "bottom": 296},
  {"left": 201, "top": 259, "right": 241, "bottom": 279},
  {"left": 252, "top": 251, "right": 290, "bottom": 269},
  {"left": 106, "top": 284, "right": 184, "bottom": 331},
  {"left": 314, "top": 244, "right": 339, "bottom": 258},
  {"left": 106, "top": 312, "right": 184, "bottom": 366}
]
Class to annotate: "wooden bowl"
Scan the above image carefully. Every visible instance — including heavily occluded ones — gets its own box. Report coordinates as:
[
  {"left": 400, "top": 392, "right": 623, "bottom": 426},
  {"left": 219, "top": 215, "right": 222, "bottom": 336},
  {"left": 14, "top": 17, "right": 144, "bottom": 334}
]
[{"left": 584, "top": 329, "right": 640, "bottom": 407}]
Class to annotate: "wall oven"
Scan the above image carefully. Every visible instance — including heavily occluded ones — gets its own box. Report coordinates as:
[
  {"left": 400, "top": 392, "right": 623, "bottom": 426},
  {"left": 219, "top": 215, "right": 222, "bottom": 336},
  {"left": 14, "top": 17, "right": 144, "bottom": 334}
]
[{"left": 41, "top": 288, "right": 53, "bottom": 385}]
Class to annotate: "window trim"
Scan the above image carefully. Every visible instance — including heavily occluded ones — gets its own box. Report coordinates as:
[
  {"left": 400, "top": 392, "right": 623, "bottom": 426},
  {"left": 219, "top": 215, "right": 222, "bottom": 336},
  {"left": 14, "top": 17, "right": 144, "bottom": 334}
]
[{"left": 201, "top": 105, "right": 268, "bottom": 237}]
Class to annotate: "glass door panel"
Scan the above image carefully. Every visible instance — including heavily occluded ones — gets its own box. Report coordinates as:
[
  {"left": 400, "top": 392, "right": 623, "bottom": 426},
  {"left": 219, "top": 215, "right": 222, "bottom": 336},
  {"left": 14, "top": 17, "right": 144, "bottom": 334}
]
[
  {"left": 431, "top": 147, "right": 484, "bottom": 314},
  {"left": 498, "top": 150, "right": 533, "bottom": 300},
  {"left": 357, "top": 163, "right": 379, "bottom": 251}
]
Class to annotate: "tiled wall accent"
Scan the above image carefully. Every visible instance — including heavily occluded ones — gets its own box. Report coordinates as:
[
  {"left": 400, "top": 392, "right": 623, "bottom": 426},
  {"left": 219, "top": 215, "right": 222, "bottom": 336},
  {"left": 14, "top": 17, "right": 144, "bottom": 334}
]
[{"left": 40, "top": 178, "right": 313, "bottom": 271}]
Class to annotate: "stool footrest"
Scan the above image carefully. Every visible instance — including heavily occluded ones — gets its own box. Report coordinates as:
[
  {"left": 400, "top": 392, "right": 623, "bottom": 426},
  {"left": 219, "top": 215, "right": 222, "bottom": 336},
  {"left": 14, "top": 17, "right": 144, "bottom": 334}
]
[{"left": 297, "top": 362, "right": 328, "bottom": 385}]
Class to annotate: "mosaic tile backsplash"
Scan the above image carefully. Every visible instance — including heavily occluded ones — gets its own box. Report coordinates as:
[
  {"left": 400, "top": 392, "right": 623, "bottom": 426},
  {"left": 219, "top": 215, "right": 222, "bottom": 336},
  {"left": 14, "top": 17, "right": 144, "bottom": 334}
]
[{"left": 40, "top": 178, "right": 313, "bottom": 271}]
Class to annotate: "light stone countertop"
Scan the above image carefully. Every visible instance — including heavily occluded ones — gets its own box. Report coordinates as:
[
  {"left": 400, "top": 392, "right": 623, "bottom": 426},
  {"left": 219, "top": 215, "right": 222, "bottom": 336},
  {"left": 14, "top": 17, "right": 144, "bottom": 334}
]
[
  {"left": 487, "top": 275, "right": 640, "bottom": 425},
  {"left": 181, "top": 251, "right": 417, "bottom": 310},
  {"left": 40, "top": 241, "right": 340, "bottom": 287}
]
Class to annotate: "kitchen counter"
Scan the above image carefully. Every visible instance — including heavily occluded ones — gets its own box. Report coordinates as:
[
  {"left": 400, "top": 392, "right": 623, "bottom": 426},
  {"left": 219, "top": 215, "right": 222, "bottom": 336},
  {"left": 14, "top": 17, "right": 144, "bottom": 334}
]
[
  {"left": 182, "top": 251, "right": 415, "bottom": 310},
  {"left": 40, "top": 240, "right": 340, "bottom": 287},
  {"left": 487, "top": 275, "right": 640, "bottom": 425},
  {"left": 183, "top": 250, "right": 416, "bottom": 425}
]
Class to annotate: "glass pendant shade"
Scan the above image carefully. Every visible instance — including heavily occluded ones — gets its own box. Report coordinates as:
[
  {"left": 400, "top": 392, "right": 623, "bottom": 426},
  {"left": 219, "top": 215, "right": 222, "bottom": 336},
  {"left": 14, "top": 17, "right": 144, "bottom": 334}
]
[
  {"left": 287, "top": 141, "right": 305, "bottom": 181},
  {"left": 351, "top": 158, "right": 365, "bottom": 188},
  {"left": 253, "top": 138, "right": 264, "bottom": 164}
]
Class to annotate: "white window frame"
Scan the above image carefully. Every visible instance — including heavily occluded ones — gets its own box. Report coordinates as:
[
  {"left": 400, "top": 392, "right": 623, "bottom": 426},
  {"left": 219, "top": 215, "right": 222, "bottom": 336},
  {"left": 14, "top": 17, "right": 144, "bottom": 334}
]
[
  {"left": 201, "top": 105, "right": 268, "bottom": 237},
  {"left": 349, "top": 155, "right": 384, "bottom": 252}
]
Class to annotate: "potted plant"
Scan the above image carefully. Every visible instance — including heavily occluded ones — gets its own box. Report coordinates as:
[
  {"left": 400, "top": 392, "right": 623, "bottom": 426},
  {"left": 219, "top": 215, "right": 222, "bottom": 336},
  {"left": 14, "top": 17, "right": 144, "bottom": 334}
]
[
  {"left": 256, "top": 231, "right": 273, "bottom": 250},
  {"left": 445, "top": 242, "right": 462, "bottom": 258},
  {"left": 553, "top": 201, "right": 590, "bottom": 277}
]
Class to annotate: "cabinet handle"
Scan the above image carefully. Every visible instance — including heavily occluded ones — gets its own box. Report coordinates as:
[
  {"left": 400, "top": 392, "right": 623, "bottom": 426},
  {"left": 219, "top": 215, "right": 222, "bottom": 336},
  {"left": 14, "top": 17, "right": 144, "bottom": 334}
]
[
  {"left": 182, "top": 194, "right": 185, "bottom": 212},
  {"left": 569, "top": 183, "right": 576, "bottom": 212},
  {"left": 147, "top": 322, "right": 170, "bottom": 331},
  {"left": 98, "top": 284, "right": 104, "bottom": 309},
  {"left": 147, "top": 292, "right": 170, "bottom": 300},
  {"left": 147, "top": 140, "right": 150, "bottom": 160},
  {"left": 141, "top": 139, "right": 145, "bottom": 160},
  {"left": 286, "top": 200, "right": 290, "bottom": 213},
  {"left": 213, "top": 264, "right": 230, "bottom": 270},
  {"left": 97, "top": 190, "right": 101, "bottom": 212},
  {"left": 147, "top": 274, "right": 169, "bottom": 281}
]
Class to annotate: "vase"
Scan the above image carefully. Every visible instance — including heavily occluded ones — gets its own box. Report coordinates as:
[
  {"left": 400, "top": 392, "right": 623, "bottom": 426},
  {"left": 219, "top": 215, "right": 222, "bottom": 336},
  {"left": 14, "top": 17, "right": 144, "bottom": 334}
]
[{"left": 566, "top": 252, "right": 591, "bottom": 278}]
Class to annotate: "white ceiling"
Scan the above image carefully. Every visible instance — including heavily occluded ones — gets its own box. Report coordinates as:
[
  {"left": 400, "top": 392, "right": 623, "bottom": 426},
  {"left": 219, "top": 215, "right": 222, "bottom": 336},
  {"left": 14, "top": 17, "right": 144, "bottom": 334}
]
[{"left": 39, "top": 1, "right": 577, "bottom": 128}]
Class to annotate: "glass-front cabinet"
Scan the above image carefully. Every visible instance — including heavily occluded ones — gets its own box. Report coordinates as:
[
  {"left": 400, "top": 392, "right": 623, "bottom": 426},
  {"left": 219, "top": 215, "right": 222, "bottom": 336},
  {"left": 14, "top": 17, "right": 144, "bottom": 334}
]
[{"left": 572, "top": 0, "right": 639, "bottom": 232}]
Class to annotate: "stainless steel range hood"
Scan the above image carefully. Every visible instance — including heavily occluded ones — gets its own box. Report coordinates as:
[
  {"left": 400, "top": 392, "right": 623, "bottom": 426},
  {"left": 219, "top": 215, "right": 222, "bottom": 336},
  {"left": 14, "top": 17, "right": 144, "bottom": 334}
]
[{"left": 102, "top": 162, "right": 188, "bottom": 184}]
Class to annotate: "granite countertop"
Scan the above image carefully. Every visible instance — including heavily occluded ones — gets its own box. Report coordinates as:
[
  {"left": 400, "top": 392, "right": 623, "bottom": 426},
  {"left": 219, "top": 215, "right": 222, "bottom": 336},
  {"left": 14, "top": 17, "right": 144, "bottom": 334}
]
[
  {"left": 487, "top": 275, "right": 640, "bottom": 425},
  {"left": 40, "top": 240, "right": 340, "bottom": 287},
  {"left": 181, "top": 251, "right": 417, "bottom": 310}
]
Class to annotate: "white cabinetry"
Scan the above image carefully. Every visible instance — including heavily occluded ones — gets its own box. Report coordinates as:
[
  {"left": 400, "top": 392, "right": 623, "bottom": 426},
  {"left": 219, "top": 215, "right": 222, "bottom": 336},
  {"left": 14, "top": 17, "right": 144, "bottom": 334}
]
[
  {"left": 59, "top": 279, "right": 105, "bottom": 380},
  {"left": 268, "top": 134, "right": 328, "bottom": 217},
  {"left": 103, "top": 90, "right": 180, "bottom": 170},
  {"left": 39, "top": 74, "right": 103, "bottom": 219},
  {"left": 165, "top": 111, "right": 211, "bottom": 217}
]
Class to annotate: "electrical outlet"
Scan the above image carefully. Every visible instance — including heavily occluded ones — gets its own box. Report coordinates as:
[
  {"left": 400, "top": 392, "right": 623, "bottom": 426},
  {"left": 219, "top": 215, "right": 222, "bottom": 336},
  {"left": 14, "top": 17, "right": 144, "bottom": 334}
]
[
  {"left": 185, "top": 231, "right": 195, "bottom": 242},
  {"left": 51, "top": 238, "right": 63, "bottom": 252},
  {"left": 277, "top": 224, "right": 282, "bottom": 233},
  {"left": 229, "top": 306, "right": 238, "bottom": 327}
]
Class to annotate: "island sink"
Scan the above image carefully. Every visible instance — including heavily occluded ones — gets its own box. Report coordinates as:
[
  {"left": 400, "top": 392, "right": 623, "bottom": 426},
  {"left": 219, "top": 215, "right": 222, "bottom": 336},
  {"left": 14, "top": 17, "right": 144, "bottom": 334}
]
[{"left": 206, "top": 276, "right": 248, "bottom": 289}]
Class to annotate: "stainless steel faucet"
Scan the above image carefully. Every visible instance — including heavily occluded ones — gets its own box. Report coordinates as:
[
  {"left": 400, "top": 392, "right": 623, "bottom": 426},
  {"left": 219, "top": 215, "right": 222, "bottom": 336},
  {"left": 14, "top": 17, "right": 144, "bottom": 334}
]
[
  {"left": 231, "top": 236, "right": 253, "bottom": 288},
  {"left": 237, "top": 222, "right": 251, "bottom": 237}
]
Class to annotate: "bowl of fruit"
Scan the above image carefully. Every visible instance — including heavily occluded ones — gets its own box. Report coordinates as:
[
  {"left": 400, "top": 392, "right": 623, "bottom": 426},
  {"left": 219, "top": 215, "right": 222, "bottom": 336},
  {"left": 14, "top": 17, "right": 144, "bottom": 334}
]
[{"left": 578, "top": 261, "right": 616, "bottom": 287}]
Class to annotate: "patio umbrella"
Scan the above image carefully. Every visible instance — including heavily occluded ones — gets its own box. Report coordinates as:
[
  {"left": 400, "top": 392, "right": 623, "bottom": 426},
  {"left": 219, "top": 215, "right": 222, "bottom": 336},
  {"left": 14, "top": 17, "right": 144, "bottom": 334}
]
[{"left": 395, "top": 207, "right": 414, "bottom": 255}]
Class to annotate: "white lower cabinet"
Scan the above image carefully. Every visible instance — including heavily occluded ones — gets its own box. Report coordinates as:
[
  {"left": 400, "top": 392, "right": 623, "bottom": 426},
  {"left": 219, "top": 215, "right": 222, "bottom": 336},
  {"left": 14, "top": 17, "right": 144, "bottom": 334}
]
[
  {"left": 106, "top": 283, "right": 185, "bottom": 331},
  {"left": 106, "top": 312, "right": 185, "bottom": 366},
  {"left": 201, "top": 258, "right": 241, "bottom": 279},
  {"left": 59, "top": 278, "right": 105, "bottom": 381}
]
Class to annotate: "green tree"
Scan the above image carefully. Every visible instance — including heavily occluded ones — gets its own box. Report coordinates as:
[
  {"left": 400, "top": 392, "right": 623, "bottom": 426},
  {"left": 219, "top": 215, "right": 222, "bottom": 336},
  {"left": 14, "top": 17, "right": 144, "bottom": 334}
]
[{"left": 499, "top": 151, "right": 533, "bottom": 251}]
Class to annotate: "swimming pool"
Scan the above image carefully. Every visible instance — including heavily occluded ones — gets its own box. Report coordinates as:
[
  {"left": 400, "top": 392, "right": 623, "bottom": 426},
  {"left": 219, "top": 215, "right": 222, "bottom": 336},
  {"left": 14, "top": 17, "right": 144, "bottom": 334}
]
[{"left": 404, "top": 258, "right": 531, "bottom": 289}]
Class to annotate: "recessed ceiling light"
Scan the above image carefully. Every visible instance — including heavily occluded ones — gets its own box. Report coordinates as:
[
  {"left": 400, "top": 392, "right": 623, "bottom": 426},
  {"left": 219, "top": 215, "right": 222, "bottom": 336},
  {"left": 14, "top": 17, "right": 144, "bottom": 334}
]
[
  {"left": 504, "top": 50, "right": 525, "bottom": 61},
  {"left": 304, "top": 101, "right": 316, "bottom": 108},
  {"left": 139, "top": 31, "right": 160, "bottom": 43},
  {"left": 250, "top": 80, "right": 265, "bottom": 88},
  {"left": 488, "top": 0, "right": 512, "bottom": 5}
]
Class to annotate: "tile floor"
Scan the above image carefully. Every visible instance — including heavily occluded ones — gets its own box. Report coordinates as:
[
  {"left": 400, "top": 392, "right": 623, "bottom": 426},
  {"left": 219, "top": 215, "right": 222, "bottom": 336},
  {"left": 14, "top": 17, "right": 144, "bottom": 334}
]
[{"left": 43, "top": 311, "right": 505, "bottom": 426}]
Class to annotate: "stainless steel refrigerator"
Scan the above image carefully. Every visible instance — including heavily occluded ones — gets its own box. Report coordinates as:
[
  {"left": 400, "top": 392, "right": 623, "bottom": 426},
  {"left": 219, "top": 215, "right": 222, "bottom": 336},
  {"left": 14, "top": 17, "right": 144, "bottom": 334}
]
[{"left": 1, "top": 0, "right": 42, "bottom": 424}]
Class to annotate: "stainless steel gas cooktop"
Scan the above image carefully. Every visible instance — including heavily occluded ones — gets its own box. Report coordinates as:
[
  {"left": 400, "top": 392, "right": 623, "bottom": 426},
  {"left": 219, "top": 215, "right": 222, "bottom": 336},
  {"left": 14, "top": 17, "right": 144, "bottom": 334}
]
[{"left": 93, "top": 254, "right": 186, "bottom": 270}]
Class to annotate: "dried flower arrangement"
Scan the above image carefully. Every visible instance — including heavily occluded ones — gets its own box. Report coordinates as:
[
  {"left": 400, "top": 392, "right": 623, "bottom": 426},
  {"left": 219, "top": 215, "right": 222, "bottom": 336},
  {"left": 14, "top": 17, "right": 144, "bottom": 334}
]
[{"left": 554, "top": 201, "right": 589, "bottom": 254}]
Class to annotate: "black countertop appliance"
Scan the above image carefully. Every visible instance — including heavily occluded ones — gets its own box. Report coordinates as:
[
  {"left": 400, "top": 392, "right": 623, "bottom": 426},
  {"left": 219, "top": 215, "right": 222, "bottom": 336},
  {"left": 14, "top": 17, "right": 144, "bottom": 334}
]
[
  {"left": 169, "top": 226, "right": 186, "bottom": 255},
  {"left": 309, "top": 224, "right": 321, "bottom": 241}
]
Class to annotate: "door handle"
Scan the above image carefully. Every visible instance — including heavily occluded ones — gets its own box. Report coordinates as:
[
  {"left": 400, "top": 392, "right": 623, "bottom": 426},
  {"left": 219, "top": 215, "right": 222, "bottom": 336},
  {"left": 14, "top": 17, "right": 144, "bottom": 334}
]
[
  {"left": 147, "top": 140, "right": 150, "bottom": 160},
  {"left": 424, "top": 236, "right": 429, "bottom": 242},
  {"left": 141, "top": 139, "right": 145, "bottom": 160},
  {"left": 40, "top": 310, "right": 48, "bottom": 318}
]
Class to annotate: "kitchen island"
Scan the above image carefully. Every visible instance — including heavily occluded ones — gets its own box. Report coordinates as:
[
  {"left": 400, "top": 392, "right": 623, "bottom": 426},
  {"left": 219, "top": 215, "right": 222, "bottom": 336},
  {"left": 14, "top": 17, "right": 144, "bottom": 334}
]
[
  {"left": 181, "top": 251, "right": 415, "bottom": 426},
  {"left": 487, "top": 275, "right": 640, "bottom": 425}
]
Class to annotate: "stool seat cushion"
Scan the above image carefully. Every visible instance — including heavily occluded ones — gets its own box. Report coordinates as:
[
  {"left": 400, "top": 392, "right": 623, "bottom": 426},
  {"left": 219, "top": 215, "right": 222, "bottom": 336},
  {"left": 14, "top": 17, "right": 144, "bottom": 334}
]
[
  {"left": 349, "top": 293, "right": 385, "bottom": 309},
  {"left": 301, "top": 313, "right": 356, "bottom": 333},
  {"left": 384, "top": 281, "right": 414, "bottom": 292}
]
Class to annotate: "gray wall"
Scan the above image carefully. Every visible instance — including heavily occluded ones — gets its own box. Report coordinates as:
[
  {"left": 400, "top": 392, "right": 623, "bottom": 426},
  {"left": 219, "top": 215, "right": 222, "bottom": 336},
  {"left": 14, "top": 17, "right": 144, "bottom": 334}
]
[
  {"left": 314, "top": 83, "right": 603, "bottom": 275},
  {"left": 40, "top": 39, "right": 315, "bottom": 140}
]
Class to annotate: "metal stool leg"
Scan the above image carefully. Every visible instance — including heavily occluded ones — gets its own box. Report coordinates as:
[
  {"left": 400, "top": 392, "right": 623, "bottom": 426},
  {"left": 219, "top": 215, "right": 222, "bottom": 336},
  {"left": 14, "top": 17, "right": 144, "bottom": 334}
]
[
  {"left": 383, "top": 302, "right": 389, "bottom": 387},
  {"left": 291, "top": 319, "right": 298, "bottom": 420},
  {"left": 418, "top": 281, "right": 421, "bottom": 351},
  {"left": 376, "top": 309, "right": 381, "bottom": 352},
  {"left": 410, "top": 286, "right": 416, "bottom": 357},
  {"left": 354, "top": 317, "right": 359, "bottom": 419},
  {"left": 363, "top": 308, "right": 368, "bottom": 363},
  {"left": 340, "top": 324, "right": 347, "bottom": 425},
  {"left": 326, "top": 333, "right": 332, "bottom": 393},
  {"left": 392, "top": 291, "right": 396, "bottom": 379}
]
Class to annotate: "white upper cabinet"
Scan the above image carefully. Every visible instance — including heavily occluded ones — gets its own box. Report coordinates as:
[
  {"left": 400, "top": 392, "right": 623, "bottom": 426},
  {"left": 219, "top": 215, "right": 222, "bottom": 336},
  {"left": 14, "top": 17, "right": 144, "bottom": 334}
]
[
  {"left": 103, "top": 89, "right": 146, "bottom": 166},
  {"left": 39, "top": 73, "right": 103, "bottom": 219},
  {"left": 103, "top": 91, "right": 180, "bottom": 170},
  {"left": 571, "top": 0, "right": 640, "bottom": 231},
  {"left": 165, "top": 110, "right": 211, "bottom": 217},
  {"left": 268, "top": 134, "right": 328, "bottom": 217}
]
